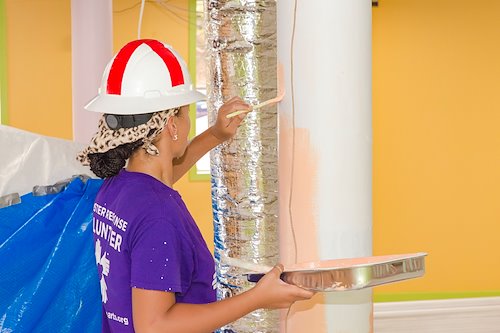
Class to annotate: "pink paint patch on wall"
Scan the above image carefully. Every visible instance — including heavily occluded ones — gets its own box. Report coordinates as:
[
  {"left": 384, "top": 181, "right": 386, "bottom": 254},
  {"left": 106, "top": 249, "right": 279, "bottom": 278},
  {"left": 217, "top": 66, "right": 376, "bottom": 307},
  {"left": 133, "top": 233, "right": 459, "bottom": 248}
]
[
  {"left": 279, "top": 115, "right": 326, "bottom": 333},
  {"left": 279, "top": 116, "right": 320, "bottom": 265}
]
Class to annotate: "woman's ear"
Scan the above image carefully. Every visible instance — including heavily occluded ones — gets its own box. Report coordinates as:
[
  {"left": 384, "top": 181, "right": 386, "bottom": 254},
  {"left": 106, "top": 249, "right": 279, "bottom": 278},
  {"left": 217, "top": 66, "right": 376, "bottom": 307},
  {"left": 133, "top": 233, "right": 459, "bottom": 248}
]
[{"left": 166, "top": 117, "right": 178, "bottom": 141}]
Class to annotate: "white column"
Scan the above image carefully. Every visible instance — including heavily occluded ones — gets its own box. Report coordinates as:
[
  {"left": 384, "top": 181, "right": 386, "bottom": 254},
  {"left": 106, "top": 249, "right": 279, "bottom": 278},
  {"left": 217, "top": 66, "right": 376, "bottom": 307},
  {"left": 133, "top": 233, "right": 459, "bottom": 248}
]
[
  {"left": 71, "top": 0, "right": 113, "bottom": 143},
  {"left": 278, "top": 1, "right": 372, "bottom": 332}
]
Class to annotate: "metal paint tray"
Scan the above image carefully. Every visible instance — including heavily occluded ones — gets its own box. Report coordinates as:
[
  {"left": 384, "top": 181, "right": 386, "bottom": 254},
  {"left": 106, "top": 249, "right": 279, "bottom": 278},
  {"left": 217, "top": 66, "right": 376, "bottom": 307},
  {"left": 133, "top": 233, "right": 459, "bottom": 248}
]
[{"left": 247, "top": 252, "right": 427, "bottom": 292}]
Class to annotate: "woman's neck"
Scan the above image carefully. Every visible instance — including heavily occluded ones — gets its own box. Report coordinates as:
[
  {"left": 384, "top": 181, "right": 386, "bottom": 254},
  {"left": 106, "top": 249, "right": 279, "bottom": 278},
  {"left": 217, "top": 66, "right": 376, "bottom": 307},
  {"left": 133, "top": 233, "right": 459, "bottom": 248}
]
[{"left": 126, "top": 150, "right": 174, "bottom": 187}]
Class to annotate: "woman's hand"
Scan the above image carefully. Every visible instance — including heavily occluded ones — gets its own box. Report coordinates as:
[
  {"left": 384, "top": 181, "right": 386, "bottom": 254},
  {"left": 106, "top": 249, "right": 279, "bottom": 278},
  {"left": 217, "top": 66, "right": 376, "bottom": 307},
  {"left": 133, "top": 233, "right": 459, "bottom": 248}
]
[
  {"left": 249, "top": 264, "right": 315, "bottom": 309},
  {"left": 210, "top": 97, "right": 251, "bottom": 142}
]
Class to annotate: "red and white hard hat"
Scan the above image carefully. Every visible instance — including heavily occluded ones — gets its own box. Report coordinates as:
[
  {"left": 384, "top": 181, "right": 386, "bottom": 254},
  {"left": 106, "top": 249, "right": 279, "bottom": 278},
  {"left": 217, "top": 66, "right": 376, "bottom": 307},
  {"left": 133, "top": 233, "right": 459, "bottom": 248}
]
[{"left": 85, "top": 39, "right": 205, "bottom": 115}]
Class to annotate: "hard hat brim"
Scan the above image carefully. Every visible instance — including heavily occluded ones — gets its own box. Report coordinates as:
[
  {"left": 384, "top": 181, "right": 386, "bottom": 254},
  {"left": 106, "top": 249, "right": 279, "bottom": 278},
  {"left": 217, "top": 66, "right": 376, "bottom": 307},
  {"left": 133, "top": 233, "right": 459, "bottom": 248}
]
[{"left": 84, "top": 90, "right": 206, "bottom": 115}]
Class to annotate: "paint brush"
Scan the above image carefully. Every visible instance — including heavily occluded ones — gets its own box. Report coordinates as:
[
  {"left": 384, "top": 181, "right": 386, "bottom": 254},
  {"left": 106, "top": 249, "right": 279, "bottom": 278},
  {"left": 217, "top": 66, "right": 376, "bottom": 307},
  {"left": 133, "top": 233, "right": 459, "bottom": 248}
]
[{"left": 226, "top": 64, "right": 285, "bottom": 119}]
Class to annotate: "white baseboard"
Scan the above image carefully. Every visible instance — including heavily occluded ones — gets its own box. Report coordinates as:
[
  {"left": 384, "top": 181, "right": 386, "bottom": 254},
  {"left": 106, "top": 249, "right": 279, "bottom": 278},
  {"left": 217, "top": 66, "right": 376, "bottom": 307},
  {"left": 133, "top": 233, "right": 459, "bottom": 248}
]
[{"left": 374, "top": 297, "right": 500, "bottom": 333}]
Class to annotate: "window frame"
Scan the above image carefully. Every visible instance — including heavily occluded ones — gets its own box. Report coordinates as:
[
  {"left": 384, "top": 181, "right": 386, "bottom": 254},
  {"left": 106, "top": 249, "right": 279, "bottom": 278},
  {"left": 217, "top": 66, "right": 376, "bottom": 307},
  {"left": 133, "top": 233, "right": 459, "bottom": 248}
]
[{"left": 188, "top": 0, "right": 210, "bottom": 181}]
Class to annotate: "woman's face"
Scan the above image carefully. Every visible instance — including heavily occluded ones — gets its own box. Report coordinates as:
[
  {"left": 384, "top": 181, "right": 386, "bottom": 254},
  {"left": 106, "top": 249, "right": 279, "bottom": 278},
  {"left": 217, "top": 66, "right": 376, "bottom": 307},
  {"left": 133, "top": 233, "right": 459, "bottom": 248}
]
[{"left": 172, "top": 105, "right": 191, "bottom": 157}]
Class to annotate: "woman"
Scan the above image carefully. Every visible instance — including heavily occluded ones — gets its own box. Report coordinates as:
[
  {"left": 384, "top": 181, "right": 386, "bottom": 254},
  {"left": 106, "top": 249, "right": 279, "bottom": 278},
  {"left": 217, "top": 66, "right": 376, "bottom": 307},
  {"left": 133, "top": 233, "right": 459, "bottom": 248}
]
[{"left": 78, "top": 39, "right": 313, "bottom": 333}]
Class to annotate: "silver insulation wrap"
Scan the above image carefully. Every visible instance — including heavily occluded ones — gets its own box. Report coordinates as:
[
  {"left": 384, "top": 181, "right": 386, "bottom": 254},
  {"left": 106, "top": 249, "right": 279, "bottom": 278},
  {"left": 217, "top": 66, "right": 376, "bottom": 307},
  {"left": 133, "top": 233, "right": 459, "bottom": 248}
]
[{"left": 205, "top": 0, "right": 278, "bottom": 332}]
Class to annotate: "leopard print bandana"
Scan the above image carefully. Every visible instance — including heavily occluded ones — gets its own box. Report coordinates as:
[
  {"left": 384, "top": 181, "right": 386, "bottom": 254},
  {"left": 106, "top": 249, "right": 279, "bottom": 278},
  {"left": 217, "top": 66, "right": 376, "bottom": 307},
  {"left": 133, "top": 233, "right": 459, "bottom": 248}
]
[{"left": 77, "top": 108, "right": 179, "bottom": 165}]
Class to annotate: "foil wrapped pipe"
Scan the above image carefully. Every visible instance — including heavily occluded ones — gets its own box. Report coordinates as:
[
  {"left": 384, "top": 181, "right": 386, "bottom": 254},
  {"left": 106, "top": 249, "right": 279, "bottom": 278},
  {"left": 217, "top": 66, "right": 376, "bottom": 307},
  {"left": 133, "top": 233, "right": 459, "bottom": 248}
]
[{"left": 205, "top": 0, "right": 279, "bottom": 332}]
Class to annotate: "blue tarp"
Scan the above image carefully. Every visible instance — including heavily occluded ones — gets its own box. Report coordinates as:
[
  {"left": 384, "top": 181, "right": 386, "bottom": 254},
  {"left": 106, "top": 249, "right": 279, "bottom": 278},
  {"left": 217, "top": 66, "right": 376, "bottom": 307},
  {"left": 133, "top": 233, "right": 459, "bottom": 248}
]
[{"left": 0, "top": 178, "right": 103, "bottom": 332}]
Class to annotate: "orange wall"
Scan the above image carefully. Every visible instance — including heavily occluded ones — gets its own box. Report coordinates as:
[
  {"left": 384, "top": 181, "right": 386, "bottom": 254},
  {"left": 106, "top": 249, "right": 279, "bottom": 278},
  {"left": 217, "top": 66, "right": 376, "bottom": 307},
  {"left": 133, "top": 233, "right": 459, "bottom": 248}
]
[
  {"left": 4, "top": 0, "right": 72, "bottom": 139},
  {"left": 4, "top": 0, "right": 500, "bottom": 297},
  {"left": 373, "top": 0, "right": 500, "bottom": 296}
]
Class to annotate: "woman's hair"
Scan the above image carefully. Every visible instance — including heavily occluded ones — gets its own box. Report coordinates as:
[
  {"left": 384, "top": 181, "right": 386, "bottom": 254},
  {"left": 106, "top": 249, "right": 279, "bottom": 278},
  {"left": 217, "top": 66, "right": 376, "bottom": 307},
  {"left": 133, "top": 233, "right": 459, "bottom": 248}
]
[
  {"left": 85, "top": 108, "right": 182, "bottom": 178},
  {"left": 88, "top": 139, "right": 144, "bottom": 178}
]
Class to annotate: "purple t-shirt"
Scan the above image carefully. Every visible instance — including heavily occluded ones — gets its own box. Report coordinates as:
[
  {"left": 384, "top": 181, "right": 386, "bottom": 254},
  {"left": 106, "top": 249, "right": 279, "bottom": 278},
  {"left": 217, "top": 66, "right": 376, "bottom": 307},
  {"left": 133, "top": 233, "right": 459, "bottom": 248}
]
[{"left": 92, "top": 169, "right": 216, "bottom": 332}]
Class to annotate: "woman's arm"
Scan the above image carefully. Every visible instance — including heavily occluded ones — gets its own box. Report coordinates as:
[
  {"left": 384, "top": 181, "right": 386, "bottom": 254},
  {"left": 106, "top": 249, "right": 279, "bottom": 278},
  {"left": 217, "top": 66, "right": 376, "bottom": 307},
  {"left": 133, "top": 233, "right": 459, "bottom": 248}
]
[
  {"left": 132, "top": 265, "right": 314, "bottom": 333},
  {"left": 172, "top": 97, "right": 250, "bottom": 183}
]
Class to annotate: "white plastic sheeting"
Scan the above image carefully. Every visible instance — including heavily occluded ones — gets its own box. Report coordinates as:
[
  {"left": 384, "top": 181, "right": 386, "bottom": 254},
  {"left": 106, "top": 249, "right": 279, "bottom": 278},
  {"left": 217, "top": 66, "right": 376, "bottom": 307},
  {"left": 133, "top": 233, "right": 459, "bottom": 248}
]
[{"left": 0, "top": 125, "right": 94, "bottom": 197}]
